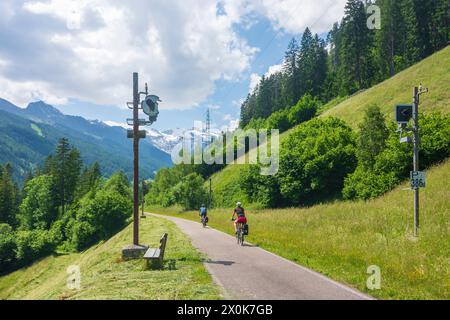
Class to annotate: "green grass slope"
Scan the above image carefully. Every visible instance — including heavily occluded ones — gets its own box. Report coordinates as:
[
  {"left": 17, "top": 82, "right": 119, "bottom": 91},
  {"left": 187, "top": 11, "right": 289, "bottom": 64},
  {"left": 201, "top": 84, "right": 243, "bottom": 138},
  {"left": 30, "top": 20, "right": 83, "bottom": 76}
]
[
  {"left": 0, "top": 216, "right": 221, "bottom": 300},
  {"left": 323, "top": 46, "right": 450, "bottom": 128},
  {"left": 150, "top": 159, "right": 450, "bottom": 300},
  {"left": 208, "top": 46, "right": 450, "bottom": 207}
]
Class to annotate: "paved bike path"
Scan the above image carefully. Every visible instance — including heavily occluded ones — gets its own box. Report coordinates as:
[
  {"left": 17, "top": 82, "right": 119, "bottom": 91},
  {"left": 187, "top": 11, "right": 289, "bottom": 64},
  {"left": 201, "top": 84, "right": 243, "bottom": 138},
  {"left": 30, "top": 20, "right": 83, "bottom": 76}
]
[{"left": 147, "top": 213, "right": 373, "bottom": 300}]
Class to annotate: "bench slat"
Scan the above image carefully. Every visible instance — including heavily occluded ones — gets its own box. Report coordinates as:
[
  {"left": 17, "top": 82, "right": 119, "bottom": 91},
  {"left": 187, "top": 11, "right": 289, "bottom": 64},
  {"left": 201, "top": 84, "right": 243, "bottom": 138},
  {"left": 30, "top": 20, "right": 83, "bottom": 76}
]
[
  {"left": 144, "top": 233, "right": 168, "bottom": 269},
  {"left": 144, "top": 248, "right": 161, "bottom": 259}
]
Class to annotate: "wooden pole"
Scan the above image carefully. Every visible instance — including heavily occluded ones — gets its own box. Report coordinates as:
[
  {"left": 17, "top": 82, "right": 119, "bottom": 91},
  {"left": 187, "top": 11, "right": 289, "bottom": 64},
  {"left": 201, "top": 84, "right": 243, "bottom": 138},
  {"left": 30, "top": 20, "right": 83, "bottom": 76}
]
[
  {"left": 141, "top": 180, "right": 146, "bottom": 218},
  {"left": 133, "top": 72, "right": 139, "bottom": 245}
]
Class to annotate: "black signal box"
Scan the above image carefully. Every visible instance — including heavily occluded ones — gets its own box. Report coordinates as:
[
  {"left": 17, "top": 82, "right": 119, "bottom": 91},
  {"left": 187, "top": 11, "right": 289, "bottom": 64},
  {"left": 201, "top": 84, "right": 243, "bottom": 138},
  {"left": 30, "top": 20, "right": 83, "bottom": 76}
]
[{"left": 396, "top": 105, "right": 413, "bottom": 124}]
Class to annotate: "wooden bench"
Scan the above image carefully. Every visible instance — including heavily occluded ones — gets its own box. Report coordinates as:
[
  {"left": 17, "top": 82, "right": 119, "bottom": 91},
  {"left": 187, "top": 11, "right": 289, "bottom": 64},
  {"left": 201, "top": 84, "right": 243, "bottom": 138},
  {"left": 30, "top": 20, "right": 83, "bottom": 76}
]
[{"left": 144, "top": 233, "right": 168, "bottom": 269}]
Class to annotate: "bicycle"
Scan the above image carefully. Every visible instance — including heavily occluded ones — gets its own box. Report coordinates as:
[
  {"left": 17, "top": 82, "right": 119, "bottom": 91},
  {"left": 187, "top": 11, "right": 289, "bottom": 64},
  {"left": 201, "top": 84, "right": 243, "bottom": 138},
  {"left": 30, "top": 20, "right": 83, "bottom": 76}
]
[
  {"left": 233, "top": 219, "right": 245, "bottom": 246},
  {"left": 201, "top": 215, "right": 208, "bottom": 228}
]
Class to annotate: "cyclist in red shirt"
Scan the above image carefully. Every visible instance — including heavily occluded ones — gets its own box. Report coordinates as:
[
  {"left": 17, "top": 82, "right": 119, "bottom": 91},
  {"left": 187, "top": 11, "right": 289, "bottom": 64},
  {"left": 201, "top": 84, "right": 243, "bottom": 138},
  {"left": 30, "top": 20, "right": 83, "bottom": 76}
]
[{"left": 232, "top": 202, "right": 247, "bottom": 234}]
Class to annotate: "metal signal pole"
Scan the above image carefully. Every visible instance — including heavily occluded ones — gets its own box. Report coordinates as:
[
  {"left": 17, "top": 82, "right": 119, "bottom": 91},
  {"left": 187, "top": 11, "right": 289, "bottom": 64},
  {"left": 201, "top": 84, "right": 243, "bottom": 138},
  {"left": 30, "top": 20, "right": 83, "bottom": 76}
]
[
  {"left": 412, "top": 87, "right": 420, "bottom": 237},
  {"left": 412, "top": 85, "right": 428, "bottom": 237},
  {"left": 133, "top": 72, "right": 140, "bottom": 245},
  {"left": 396, "top": 85, "right": 427, "bottom": 238}
]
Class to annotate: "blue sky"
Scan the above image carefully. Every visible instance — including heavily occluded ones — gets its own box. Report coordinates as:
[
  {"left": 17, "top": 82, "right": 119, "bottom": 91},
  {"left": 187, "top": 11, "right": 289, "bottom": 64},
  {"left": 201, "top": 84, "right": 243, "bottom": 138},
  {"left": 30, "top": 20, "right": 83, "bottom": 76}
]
[{"left": 0, "top": 0, "right": 347, "bottom": 131}]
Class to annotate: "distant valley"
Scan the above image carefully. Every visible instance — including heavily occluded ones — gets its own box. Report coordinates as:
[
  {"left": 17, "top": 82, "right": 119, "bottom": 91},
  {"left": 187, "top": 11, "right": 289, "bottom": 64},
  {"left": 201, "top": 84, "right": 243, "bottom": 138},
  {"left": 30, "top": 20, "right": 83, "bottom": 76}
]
[{"left": 0, "top": 98, "right": 172, "bottom": 181}]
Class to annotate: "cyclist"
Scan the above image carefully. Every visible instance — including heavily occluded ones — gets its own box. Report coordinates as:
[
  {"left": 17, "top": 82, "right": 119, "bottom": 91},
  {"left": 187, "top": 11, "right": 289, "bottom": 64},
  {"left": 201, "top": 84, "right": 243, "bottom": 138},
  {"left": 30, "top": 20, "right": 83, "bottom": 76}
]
[
  {"left": 231, "top": 202, "right": 247, "bottom": 234},
  {"left": 199, "top": 204, "right": 208, "bottom": 224}
]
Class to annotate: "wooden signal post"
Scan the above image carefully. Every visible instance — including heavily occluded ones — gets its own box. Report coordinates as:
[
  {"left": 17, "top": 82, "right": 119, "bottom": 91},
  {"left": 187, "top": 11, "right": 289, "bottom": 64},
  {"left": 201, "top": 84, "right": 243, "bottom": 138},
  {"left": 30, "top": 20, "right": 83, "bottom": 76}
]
[{"left": 122, "top": 72, "right": 160, "bottom": 260}]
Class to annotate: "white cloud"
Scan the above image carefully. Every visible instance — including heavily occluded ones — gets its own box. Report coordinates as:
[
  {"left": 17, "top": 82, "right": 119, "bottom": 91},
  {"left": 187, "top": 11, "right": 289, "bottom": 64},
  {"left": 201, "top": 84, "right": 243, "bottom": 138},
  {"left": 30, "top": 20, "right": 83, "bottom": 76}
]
[
  {"left": 232, "top": 98, "right": 245, "bottom": 107},
  {"left": 226, "top": 0, "right": 347, "bottom": 34},
  {"left": 221, "top": 118, "right": 240, "bottom": 132},
  {"left": 0, "top": 77, "right": 68, "bottom": 106},
  {"left": 267, "top": 63, "right": 283, "bottom": 76},
  {"left": 0, "top": 0, "right": 258, "bottom": 110},
  {"left": 0, "top": 0, "right": 347, "bottom": 111}
]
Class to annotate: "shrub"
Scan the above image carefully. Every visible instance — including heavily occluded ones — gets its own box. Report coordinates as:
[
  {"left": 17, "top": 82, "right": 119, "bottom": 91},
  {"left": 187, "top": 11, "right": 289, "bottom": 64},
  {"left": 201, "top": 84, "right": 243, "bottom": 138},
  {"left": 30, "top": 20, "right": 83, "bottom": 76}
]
[
  {"left": 278, "top": 117, "right": 357, "bottom": 206},
  {"left": 103, "top": 171, "right": 132, "bottom": 199},
  {"left": 145, "top": 168, "right": 179, "bottom": 207},
  {"left": 0, "top": 224, "right": 17, "bottom": 272},
  {"left": 245, "top": 118, "right": 266, "bottom": 131},
  {"left": 356, "top": 105, "right": 389, "bottom": 169},
  {"left": 15, "top": 230, "right": 57, "bottom": 267},
  {"left": 19, "top": 175, "right": 58, "bottom": 230},
  {"left": 68, "top": 220, "right": 97, "bottom": 251},
  {"left": 419, "top": 113, "right": 450, "bottom": 167},
  {"left": 173, "top": 173, "right": 208, "bottom": 210},
  {"left": 86, "top": 190, "right": 132, "bottom": 239},
  {"left": 67, "top": 190, "right": 132, "bottom": 251},
  {"left": 266, "top": 110, "right": 291, "bottom": 133},
  {"left": 342, "top": 167, "right": 399, "bottom": 200},
  {"left": 343, "top": 113, "right": 450, "bottom": 200},
  {"left": 239, "top": 165, "right": 282, "bottom": 208},
  {"left": 288, "top": 94, "right": 319, "bottom": 127}
]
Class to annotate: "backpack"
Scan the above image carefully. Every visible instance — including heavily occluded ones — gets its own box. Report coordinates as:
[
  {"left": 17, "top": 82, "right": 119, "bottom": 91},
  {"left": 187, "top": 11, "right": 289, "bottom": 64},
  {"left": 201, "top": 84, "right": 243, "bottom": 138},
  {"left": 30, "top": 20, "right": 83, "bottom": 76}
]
[{"left": 243, "top": 224, "right": 249, "bottom": 235}]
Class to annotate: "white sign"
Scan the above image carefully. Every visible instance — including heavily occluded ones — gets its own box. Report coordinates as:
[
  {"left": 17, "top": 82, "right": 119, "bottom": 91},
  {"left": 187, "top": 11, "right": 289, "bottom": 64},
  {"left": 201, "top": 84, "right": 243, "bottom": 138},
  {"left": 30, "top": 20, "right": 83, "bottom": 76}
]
[{"left": 411, "top": 171, "right": 426, "bottom": 189}]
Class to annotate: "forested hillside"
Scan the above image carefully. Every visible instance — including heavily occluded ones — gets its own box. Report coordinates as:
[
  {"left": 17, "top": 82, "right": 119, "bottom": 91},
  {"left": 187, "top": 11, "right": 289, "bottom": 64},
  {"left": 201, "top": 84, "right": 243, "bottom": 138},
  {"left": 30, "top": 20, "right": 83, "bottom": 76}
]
[
  {"left": 145, "top": 0, "right": 449, "bottom": 211},
  {"left": 240, "top": 0, "right": 449, "bottom": 128},
  {"left": 0, "top": 139, "right": 134, "bottom": 274},
  {"left": 206, "top": 46, "right": 450, "bottom": 208}
]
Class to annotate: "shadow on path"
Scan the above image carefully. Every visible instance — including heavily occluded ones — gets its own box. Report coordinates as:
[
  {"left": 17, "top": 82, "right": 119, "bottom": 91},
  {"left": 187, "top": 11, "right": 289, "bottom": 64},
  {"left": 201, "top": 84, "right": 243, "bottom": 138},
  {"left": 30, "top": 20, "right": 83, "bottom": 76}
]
[{"left": 204, "top": 259, "right": 235, "bottom": 266}]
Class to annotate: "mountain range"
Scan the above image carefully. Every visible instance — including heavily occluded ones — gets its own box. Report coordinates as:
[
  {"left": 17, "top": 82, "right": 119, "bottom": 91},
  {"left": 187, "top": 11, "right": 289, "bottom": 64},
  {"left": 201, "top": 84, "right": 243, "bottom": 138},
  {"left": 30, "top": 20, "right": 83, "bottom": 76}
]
[
  {"left": 143, "top": 127, "right": 222, "bottom": 154},
  {"left": 0, "top": 98, "right": 172, "bottom": 181}
]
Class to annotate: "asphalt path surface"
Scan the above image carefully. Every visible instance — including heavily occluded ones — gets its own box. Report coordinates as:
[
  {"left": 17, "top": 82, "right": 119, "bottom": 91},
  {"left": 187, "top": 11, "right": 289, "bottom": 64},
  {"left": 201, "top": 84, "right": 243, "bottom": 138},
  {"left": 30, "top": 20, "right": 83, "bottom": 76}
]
[{"left": 147, "top": 213, "right": 373, "bottom": 300}]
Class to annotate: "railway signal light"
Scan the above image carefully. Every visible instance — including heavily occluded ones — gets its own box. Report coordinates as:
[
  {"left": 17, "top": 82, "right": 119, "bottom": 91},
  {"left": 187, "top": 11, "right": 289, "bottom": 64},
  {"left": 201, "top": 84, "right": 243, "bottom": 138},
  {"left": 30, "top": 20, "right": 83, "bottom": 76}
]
[
  {"left": 396, "top": 104, "right": 413, "bottom": 124},
  {"left": 142, "top": 95, "right": 161, "bottom": 123}
]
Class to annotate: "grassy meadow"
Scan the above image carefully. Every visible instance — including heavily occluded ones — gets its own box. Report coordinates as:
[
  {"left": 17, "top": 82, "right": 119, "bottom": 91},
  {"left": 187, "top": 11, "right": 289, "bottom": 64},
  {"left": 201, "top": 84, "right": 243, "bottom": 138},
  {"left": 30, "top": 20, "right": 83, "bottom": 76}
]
[
  {"left": 0, "top": 215, "right": 221, "bottom": 300},
  {"left": 323, "top": 46, "right": 450, "bottom": 129},
  {"left": 149, "top": 159, "right": 450, "bottom": 300}
]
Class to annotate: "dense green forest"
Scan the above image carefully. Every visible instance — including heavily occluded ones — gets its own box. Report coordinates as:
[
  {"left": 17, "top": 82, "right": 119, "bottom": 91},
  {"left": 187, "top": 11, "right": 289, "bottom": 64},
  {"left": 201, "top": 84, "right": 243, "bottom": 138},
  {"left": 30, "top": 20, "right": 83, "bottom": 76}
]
[
  {"left": 0, "top": 138, "right": 133, "bottom": 274},
  {"left": 240, "top": 0, "right": 449, "bottom": 127},
  {"left": 145, "top": 0, "right": 450, "bottom": 210}
]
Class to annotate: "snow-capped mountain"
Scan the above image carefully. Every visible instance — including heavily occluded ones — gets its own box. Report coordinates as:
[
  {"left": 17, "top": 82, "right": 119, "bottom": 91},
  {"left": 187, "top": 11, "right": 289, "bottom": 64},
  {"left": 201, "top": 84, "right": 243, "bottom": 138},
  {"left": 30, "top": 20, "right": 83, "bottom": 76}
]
[
  {"left": 145, "top": 128, "right": 181, "bottom": 154},
  {"left": 102, "top": 120, "right": 226, "bottom": 155},
  {"left": 145, "top": 127, "right": 222, "bottom": 154}
]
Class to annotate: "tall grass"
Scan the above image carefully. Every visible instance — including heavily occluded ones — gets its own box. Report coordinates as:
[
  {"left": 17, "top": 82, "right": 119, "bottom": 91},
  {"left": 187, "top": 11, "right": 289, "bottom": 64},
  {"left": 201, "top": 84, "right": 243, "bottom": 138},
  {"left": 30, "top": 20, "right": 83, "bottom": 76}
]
[{"left": 151, "top": 159, "right": 450, "bottom": 300}]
